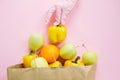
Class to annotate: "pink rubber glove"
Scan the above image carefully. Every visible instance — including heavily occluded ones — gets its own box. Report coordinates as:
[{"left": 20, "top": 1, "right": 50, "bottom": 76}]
[{"left": 45, "top": 0, "right": 79, "bottom": 25}]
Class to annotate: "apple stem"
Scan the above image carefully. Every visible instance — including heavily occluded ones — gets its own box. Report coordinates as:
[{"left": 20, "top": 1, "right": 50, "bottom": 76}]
[{"left": 82, "top": 44, "right": 88, "bottom": 51}]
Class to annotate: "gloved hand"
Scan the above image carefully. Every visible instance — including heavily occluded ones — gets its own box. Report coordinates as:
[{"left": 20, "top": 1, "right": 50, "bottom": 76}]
[{"left": 45, "top": 0, "right": 79, "bottom": 25}]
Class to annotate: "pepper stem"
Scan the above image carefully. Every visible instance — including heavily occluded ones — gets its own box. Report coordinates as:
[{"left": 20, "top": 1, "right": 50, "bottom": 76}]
[
  {"left": 56, "top": 23, "right": 62, "bottom": 27},
  {"left": 29, "top": 50, "right": 33, "bottom": 55},
  {"left": 74, "top": 56, "right": 80, "bottom": 63}
]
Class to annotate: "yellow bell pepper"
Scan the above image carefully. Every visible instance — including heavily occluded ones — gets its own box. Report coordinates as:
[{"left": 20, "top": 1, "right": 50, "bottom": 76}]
[
  {"left": 49, "top": 61, "right": 62, "bottom": 67},
  {"left": 64, "top": 56, "right": 85, "bottom": 66},
  {"left": 77, "top": 60, "right": 85, "bottom": 66},
  {"left": 48, "top": 24, "right": 67, "bottom": 43},
  {"left": 64, "top": 60, "right": 79, "bottom": 66},
  {"left": 23, "top": 53, "right": 38, "bottom": 68}
]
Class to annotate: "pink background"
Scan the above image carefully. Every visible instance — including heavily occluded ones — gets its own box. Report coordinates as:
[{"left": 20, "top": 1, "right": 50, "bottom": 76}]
[{"left": 0, "top": 0, "right": 120, "bottom": 80}]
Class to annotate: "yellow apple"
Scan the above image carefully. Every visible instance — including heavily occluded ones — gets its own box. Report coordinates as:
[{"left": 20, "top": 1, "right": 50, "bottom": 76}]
[{"left": 30, "top": 57, "right": 49, "bottom": 68}]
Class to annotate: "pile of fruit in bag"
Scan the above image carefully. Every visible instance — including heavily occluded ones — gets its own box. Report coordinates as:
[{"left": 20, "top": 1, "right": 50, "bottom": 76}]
[{"left": 22, "top": 24, "right": 98, "bottom": 68}]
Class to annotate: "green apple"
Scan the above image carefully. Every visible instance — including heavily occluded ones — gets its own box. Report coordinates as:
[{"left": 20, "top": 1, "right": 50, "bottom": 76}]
[
  {"left": 60, "top": 43, "right": 77, "bottom": 59},
  {"left": 28, "top": 33, "right": 44, "bottom": 51},
  {"left": 82, "top": 50, "right": 98, "bottom": 65},
  {"left": 30, "top": 57, "right": 49, "bottom": 68}
]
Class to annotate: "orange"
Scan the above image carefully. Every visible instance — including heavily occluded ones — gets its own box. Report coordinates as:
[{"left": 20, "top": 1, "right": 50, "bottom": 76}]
[{"left": 39, "top": 44, "right": 59, "bottom": 63}]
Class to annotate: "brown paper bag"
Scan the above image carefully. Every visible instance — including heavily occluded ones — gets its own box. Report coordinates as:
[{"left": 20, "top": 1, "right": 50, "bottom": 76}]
[{"left": 7, "top": 63, "right": 97, "bottom": 80}]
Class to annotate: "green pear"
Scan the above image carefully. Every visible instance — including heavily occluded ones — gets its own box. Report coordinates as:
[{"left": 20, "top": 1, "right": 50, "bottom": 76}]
[
  {"left": 60, "top": 43, "right": 77, "bottom": 59},
  {"left": 82, "top": 50, "right": 98, "bottom": 65},
  {"left": 28, "top": 33, "right": 44, "bottom": 51}
]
